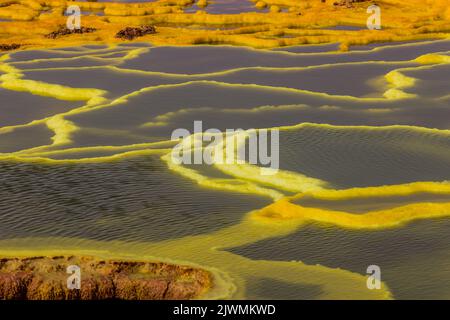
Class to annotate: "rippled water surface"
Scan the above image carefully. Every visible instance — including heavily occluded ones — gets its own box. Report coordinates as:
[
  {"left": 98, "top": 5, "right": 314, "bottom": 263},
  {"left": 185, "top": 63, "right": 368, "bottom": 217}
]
[{"left": 1, "top": 39, "right": 450, "bottom": 299}]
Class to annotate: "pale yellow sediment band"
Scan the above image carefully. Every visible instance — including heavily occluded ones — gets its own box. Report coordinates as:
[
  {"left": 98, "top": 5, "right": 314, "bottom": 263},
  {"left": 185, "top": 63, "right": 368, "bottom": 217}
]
[{"left": 253, "top": 181, "right": 450, "bottom": 230}]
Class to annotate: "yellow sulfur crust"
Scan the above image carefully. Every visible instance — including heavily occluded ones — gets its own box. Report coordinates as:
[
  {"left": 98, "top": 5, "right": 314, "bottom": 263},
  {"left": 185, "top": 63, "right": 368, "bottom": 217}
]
[{"left": 0, "top": 0, "right": 447, "bottom": 50}]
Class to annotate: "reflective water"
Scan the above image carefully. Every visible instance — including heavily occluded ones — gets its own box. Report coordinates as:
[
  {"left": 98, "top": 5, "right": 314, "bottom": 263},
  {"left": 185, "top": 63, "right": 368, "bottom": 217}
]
[{"left": 0, "top": 40, "right": 449, "bottom": 299}]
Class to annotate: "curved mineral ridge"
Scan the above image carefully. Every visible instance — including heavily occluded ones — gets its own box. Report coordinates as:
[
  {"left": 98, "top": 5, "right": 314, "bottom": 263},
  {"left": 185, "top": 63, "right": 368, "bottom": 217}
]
[
  {"left": 0, "top": 255, "right": 212, "bottom": 300},
  {"left": 0, "top": 0, "right": 449, "bottom": 300},
  {"left": 0, "top": 40, "right": 449, "bottom": 299}
]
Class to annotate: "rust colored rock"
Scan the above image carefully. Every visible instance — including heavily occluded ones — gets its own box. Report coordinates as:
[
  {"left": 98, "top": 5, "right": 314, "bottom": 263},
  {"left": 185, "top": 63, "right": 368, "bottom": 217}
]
[
  {"left": 0, "top": 44, "right": 20, "bottom": 51},
  {"left": 45, "top": 26, "right": 97, "bottom": 39},
  {"left": 114, "top": 275, "right": 168, "bottom": 300},
  {"left": 165, "top": 281, "right": 200, "bottom": 300},
  {"left": 0, "top": 256, "right": 211, "bottom": 300},
  {"left": 80, "top": 276, "right": 115, "bottom": 300},
  {"left": 333, "top": 0, "right": 368, "bottom": 6},
  {"left": 0, "top": 273, "right": 28, "bottom": 299},
  {"left": 27, "top": 277, "right": 67, "bottom": 300},
  {"left": 115, "top": 25, "right": 156, "bottom": 41}
]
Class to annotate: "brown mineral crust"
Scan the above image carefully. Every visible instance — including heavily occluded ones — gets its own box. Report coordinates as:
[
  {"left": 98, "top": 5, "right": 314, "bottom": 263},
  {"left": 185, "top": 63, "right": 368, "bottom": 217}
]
[
  {"left": 45, "top": 26, "right": 97, "bottom": 39},
  {"left": 27, "top": 277, "right": 67, "bottom": 300},
  {"left": 333, "top": 0, "right": 368, "bottom": 7},
  {"left": 113, "top": 275, "right": 169, "bottom": 300},
  {"left": 0, "top": 43, "right": 20, "bottom": 51},
  {"left": 0, "top": 256, "right": 212, "bottom": 300},
  {"left": 80, "top": 276, "right": 115, "bottom": 300},
  {"left": 115, "top": 25, "right": 156, "bottom": 40},
  {"left": 166, "top": 280, "right": 201, "bottom": 300},
  {"left": 0, "top": 272, "right": 29, "bottom": 299}
]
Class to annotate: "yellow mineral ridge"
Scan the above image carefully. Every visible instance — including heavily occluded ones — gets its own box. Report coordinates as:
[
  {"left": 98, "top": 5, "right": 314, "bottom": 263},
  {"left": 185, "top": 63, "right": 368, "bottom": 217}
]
[{"left": 0, "top": 0, "right": 448, "bottom": 300}]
